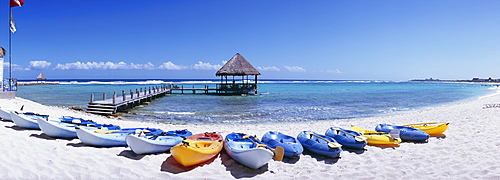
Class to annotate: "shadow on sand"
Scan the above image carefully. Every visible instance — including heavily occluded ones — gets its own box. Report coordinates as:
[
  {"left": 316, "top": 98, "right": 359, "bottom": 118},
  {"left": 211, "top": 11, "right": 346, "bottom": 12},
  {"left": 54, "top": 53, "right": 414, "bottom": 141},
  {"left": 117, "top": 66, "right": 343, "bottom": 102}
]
[
  {"left": 4, "top": 125, "right": 39, "bottom": 131},
  {"left": 29, "top": 133, "right": 76, "bottom": 141},
  {"left": 302, "top": 149, "right": 341, "bottom": 164},
  {"left": 219, "top": 150, "right": 268, "bottom": 179},
  {"left": 282, "top": 156, "right": 300, "bottom": 164},
  {"left": 117, "top": 150, "right": 149, "bottom": 160},
  {"left": 432, "top": 134, "right": 447, "bottom": 139},
  {"left": 160, "top": 154, "right": 218, "bottom": 174},
  {"left": 341, "top": 147, "right": 366, "bottom": 155},
  {"left": 0, "top": 118, "right": 12, "bottom": 122}
]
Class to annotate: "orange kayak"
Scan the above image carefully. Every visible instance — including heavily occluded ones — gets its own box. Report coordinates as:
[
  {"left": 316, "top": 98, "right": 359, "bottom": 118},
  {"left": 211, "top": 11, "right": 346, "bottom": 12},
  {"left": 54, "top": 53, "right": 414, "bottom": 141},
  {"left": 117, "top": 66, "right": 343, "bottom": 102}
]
[
  {"left": 403, "top": 122, "right": 449, "bottom": 136},
  {"left": 170, "top": 132, "right": 223, "bottom": 167}
]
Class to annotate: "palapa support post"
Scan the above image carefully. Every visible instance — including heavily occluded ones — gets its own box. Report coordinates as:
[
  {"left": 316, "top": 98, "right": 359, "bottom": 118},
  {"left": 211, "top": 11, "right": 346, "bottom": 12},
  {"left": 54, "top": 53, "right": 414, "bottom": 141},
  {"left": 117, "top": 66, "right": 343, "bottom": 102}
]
[
  {"left": 130, "top": 89, "right": 133, "bottom": 99},
  {"left": 90, "top": 94, "right": 94, "bottom": 103},
  {"left": 112, "top": 92, "right": 116, "bottom": 105},
  {"left": 102, "top": 93, "right": 106, "bottom": 100},
  {"left": 122, "top": 90, "right": 126, "bottom": 101}
]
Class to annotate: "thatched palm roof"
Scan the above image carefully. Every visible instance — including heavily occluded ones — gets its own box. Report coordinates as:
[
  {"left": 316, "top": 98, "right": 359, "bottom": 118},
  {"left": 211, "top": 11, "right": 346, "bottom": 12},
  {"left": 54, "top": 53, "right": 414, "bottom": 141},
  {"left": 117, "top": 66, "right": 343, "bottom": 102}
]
[
  {"left": 36, "top": 73, "right": 47, "bottom": 80},
  {"left": 216, "top": 53, "right": 261, "bottom": 76}
]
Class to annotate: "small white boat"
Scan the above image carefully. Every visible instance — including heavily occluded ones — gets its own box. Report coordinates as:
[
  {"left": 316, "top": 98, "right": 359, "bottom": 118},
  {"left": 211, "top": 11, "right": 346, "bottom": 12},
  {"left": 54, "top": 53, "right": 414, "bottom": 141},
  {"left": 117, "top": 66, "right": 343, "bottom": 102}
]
[
  {"left": 10, "top": 111, "right": 49, "bottom": 129},
  {"left": 224, "top": 133, "right": 274, "bottom": 169},
  {"left": 37, "top": 117, "right": 108, "bottom": 138},
  {"left": 76, "top": 127, "right": 163, "bottom": 147},
  {"left": 126, "top": 129, "right": 192, "bottom": 154},
  {"left": 0, "top": 107, "right": 14, "bottom": 121}
]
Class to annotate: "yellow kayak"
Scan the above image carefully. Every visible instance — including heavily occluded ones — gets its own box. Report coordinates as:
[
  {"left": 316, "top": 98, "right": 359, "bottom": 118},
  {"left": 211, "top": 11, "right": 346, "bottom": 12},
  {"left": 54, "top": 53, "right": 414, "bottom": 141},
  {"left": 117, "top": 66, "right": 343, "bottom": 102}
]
[
  {"left": 170, "top": 133, "right": 223, "bottom": 167},
  {"left": 402, "top": 122, "right": 449, "bottom": 136},
  {"left": 350, "top": 126, "right": 401, "bottom": 147}
]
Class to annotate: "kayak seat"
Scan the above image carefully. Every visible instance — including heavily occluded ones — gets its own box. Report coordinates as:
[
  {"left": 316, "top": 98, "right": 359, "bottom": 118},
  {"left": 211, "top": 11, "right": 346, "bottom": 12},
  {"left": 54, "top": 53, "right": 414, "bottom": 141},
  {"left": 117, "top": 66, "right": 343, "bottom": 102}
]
[
  {"left": 281, "top": 138, "right": 295, "bottom": 143},
  {"left": 239, "top": 142, "right": 254, "bottom": 149},
  {"left": 303, "top": 139, "right": 316, "bottom": 146}
]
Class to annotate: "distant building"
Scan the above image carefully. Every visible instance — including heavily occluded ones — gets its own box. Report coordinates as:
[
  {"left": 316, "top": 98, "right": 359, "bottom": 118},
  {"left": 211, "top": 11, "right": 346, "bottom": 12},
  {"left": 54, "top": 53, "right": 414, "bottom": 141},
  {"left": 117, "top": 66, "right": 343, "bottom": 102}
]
[{"left": 36, "top": 73, "right": 47, "bottom": 82}]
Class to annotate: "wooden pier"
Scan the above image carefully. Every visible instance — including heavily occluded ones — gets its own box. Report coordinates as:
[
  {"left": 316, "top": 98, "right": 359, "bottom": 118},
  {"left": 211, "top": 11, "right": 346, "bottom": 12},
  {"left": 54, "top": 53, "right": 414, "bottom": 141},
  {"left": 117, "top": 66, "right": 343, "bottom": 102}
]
[
  {"left": 85, "top": 83, "right": 259, "bottom": 115},
  {"left": 170, "top": 85, "right": 218, "bottom": 94},
  {"left": 86, "top": 85, "right": 171, "bottom": 115}
]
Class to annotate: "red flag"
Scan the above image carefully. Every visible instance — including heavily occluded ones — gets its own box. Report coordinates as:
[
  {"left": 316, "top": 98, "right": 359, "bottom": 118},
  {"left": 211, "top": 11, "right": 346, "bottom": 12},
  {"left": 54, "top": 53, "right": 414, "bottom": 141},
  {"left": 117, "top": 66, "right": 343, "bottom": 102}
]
[{"left": 10, "top": 0, "right": 24, "bottom": 7}]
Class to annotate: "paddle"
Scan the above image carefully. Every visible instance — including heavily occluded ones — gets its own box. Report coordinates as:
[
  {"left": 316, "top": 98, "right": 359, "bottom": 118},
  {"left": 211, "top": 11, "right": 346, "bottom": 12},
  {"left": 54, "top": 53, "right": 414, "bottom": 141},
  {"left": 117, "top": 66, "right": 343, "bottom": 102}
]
[
  {"left": 306, "top": 131, "right": 342, "bottom": 149},
  {"left": 333, "top": 127, "right": 367, "bottom": 142},
  {"left": 243, "top": 135, "right": 284, "bottom": 161}
]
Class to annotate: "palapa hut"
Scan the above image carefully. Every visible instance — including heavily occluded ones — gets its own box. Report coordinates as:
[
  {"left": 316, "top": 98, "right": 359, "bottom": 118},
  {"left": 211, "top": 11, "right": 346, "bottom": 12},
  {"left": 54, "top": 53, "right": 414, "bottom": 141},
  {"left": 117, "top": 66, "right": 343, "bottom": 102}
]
[
  {"left": 36, "top": 73, "right": 47, "bottom": 82},
  {"left": 216, "top": 53, "right": 260, "bottom": 94}
]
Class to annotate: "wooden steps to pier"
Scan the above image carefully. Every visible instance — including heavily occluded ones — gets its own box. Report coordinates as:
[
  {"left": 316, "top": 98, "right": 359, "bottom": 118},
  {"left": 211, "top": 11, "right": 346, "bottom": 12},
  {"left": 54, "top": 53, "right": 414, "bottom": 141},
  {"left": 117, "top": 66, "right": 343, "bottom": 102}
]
[{"left": 86, "top": 85, "right": 171, "bottom": 115}]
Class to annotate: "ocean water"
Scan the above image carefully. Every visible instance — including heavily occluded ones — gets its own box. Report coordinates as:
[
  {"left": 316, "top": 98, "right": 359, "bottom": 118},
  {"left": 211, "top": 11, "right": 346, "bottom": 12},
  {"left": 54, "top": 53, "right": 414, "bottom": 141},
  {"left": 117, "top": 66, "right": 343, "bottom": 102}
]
[{"left": 15, "top": 79, "right": 494, "bottom": 124}]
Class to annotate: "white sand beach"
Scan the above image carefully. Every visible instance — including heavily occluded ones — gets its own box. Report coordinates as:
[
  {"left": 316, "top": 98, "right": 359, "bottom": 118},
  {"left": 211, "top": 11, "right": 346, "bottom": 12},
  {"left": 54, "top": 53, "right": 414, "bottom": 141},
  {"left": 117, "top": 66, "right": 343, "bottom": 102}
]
[{"left": 1, "top": 90, "right": 500, "bottom": 180}]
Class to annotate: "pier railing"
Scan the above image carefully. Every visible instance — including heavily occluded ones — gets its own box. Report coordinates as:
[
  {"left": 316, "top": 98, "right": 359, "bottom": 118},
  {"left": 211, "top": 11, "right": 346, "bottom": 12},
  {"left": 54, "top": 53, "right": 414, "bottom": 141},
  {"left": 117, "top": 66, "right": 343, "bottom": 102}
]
[
  {"left": 86, "top": 83, "right": 258, "bottom": 115},
  {"left": 86, "top": 85, "right": 171, "bottom": 115}
]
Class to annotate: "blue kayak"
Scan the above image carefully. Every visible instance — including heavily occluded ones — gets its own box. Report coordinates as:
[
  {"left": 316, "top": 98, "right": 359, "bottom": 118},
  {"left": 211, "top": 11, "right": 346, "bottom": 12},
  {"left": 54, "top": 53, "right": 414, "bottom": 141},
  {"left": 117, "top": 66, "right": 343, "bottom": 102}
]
[
  {"left": 325, "top": 127, "right": 367, "bottom": 149},
  {"left": 224, "top": 133, "right": 274, "bottom": 169},
  {"left": 262, "top": 131, "right": 303, "bottom": 158},
  {"left": 297, "top": 131, "right": 342, "bottom": 158},
  {"left": 375, "top": 124, "right": 430, "bottom": 142}
]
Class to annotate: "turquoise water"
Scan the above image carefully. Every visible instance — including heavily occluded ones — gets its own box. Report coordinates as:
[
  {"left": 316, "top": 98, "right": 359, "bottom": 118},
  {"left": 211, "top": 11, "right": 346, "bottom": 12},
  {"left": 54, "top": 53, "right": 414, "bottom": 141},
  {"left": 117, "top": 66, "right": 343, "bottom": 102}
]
[{"left": 15, "top": 79, "right": 494, "bottom": 124}]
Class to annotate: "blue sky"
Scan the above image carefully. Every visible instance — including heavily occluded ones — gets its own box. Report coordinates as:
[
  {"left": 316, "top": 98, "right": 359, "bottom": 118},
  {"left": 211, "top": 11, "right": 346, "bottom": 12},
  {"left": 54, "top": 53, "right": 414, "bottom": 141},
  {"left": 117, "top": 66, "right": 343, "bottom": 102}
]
[{"left": 1, "top": 1, "right": 500, "bottom": 80}]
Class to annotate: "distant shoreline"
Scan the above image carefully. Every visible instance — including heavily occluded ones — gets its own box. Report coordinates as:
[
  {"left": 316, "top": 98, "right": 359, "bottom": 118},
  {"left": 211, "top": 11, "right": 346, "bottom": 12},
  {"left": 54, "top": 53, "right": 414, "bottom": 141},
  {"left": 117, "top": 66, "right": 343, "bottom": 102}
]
[{"left": 411, "top": 77, "right": 500, "bottom": 83}]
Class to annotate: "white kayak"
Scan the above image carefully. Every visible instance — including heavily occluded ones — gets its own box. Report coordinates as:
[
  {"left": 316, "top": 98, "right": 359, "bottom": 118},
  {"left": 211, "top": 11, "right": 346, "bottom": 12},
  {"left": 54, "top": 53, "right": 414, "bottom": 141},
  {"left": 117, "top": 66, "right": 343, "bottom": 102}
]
[
  {"left": 10, "top": 111, "right": 49, "bottom": 129},
  {"left": 224, "top": 133, "right": 275, "bottom": 169},
  {"left": 0, "top": 107, "right": 15, "bottom": 121},
  {"left": 37, "top": 116, "right": 111, "bottom": 138},
  {"left": 126, "top": 129, "right": 192, "bottom": 154},
  {"left": 76, "top": 127, "right": 163, "bottom": 147}
]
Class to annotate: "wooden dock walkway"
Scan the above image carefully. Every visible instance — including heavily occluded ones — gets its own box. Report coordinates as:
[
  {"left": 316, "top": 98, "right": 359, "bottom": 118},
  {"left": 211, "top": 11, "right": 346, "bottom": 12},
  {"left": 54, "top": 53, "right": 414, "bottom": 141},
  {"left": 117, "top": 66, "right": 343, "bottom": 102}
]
[
  {"left": 87, "top": 85, "right": 171, "bottom": 115},
  {"left": 86, "top": 83, "right": 257, "bottom": 115}
]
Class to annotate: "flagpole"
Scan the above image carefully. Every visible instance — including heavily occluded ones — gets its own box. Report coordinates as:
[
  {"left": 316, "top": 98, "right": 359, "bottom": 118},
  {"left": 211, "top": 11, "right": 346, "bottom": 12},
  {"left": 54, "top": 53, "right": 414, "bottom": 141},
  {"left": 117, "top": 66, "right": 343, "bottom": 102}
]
[{"left": 8, "top": 7, "right": 12, "bottom": 91}]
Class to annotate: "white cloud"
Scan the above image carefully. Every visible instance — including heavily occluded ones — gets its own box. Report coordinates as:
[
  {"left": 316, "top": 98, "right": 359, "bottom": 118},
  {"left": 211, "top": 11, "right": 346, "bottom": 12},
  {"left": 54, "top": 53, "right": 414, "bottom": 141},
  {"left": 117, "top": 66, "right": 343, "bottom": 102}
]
[
  {"left": 284, "top": 66, "right": 306, "bottom": 72},
  {"left": 3, "top": 62, "right": 29, "bottom": 71},
  {"left": 129, "top": 62, "right": 156, "bottom": 70},
  {"left": 257, "top": 66, "right": 280, "bottom": 71},
  {"left": 327, "top": 69, "right": 343, "bottom": 74},
  {"left": 54, "top": 61, "right": 156, "bottom": 70},
  {"left": 158, "top": 61, "right": 187, "bottom": 70},
  {"left": 192, "top": 61, "right": 221, "bottom": 70},
  {"left": 44, "top": 60, "right": 226, "bottom": 71},
  {"left": 29, "top": 61, "right": 52, "bottom": 70}
]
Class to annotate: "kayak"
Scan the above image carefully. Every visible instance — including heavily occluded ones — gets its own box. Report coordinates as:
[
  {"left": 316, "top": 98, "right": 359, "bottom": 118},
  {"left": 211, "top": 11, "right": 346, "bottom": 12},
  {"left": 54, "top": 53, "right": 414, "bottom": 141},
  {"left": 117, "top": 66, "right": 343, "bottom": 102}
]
[
  {"left": 76, "top": 127, "right": 162, "bottom": 147},
  {"left": 37, "top": 116, "right": 116, "bottom": 138},
  {"left": 126, "top": 129, "right": 193, "bottom": 154},
  {"left": 325, "top": 127, "right": 367, "bottom": 149},
  {"left": 261, "top": 131, "right": 303, "bottom": 158},
  {"left": 10, "top": 111, "right": 49, "bottom": 129},
  {"left": 350, "top": 126, "right": 402, "bottom": 146},
  {"left": 170, "top": 132, "right": 223, "bottom": 167},
  {"left": 402, "top": 122, "right": 449, "bottom": 136},
  {"left": 0, "top": 107, "right": 14, "bottom": 121},
  {"left": 297, "top": 131, "right": 342, "bottom": 158},
  {"left": 375, "top": 124, "right": 430, "bottom": 142},
  {"left": 224, "top": 133, "right": 274, "bottom": 169}
]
